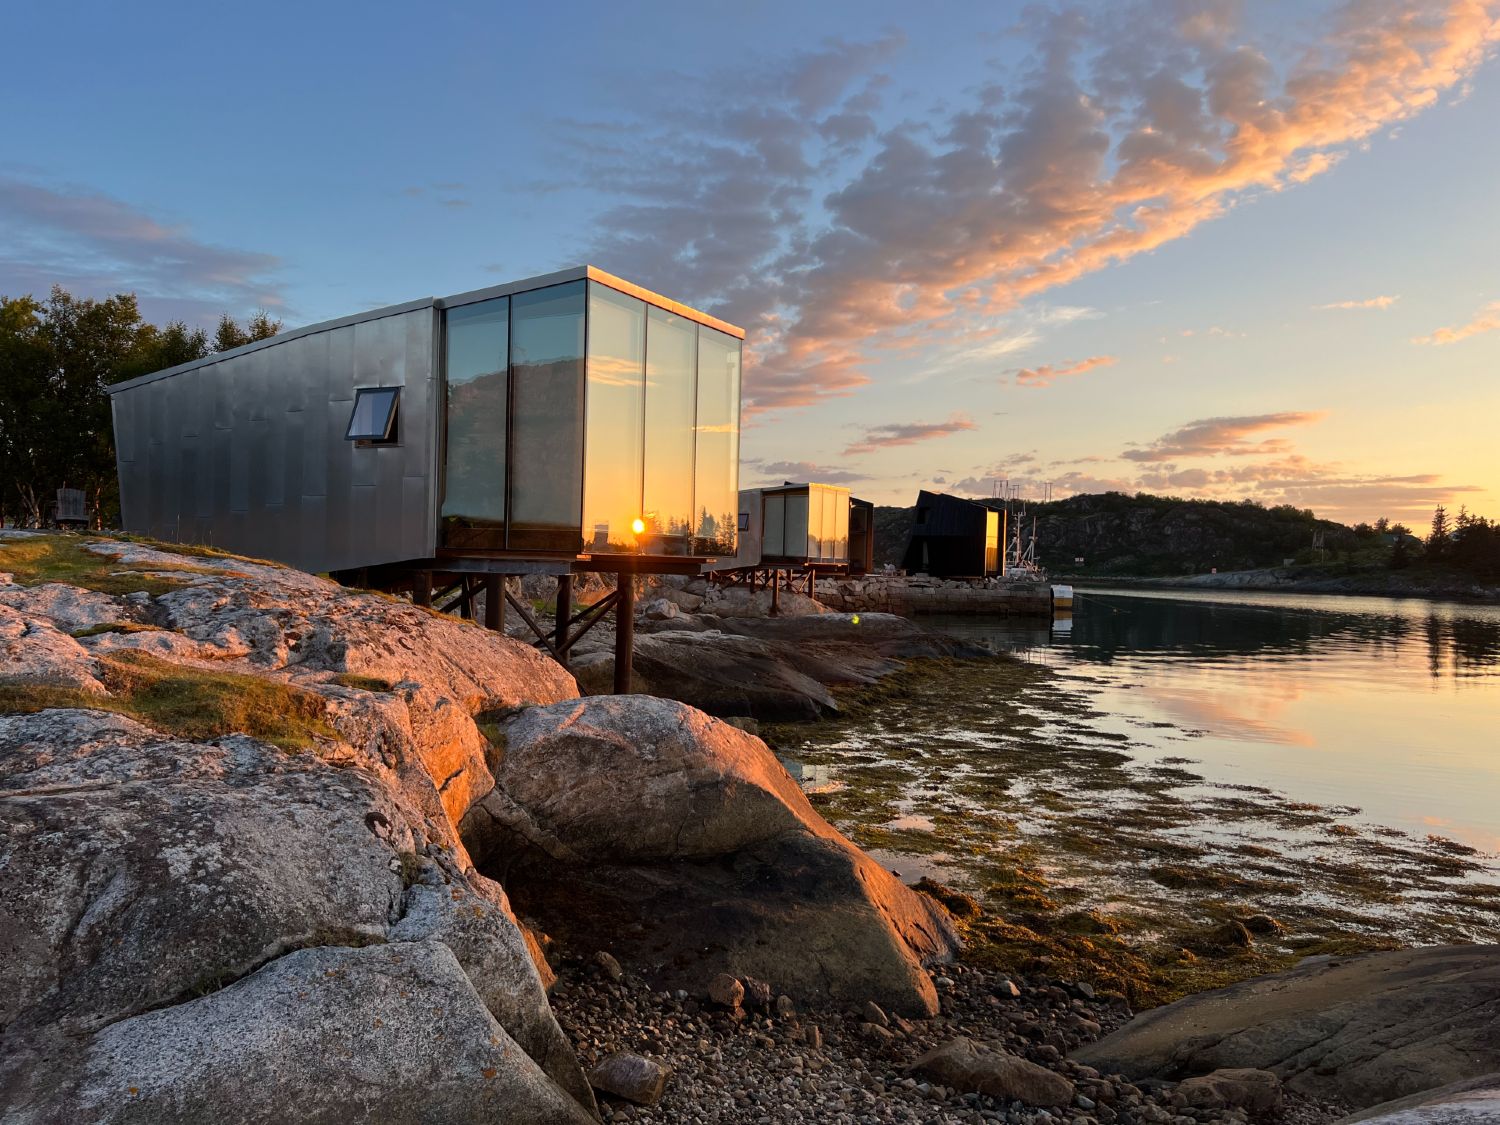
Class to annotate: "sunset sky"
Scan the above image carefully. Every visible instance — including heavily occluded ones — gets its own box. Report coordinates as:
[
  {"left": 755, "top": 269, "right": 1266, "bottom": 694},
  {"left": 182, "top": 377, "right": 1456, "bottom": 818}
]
[{"left": 3, "top": 1, "right": 1497, "bottom": 523}]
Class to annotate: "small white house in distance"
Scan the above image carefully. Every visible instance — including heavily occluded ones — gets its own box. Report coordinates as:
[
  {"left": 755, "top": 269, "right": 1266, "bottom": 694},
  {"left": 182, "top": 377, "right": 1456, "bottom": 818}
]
[{"left": 719, "top": 483, "right": 875, "bottom": 573}]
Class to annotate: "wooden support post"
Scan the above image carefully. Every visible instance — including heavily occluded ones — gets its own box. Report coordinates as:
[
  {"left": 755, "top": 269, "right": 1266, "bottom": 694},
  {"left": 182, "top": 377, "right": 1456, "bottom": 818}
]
[
  {"left": 412, "top": 571, "right": 432, "bottom": 607},
  {"left": 484, "top": 575, "right": 503, "bottom": 632},
  {"left": 614, "top": 574, "right": 635, "bottom": 695},
  {"left": 554, "top": 574, "right": 573, "bottom": 670},
  {"left": 459, "top": 577, "right": 475, "bottom": 620},
  {"left": 770, "top": 568, "right": 781, "bottom": 616}
]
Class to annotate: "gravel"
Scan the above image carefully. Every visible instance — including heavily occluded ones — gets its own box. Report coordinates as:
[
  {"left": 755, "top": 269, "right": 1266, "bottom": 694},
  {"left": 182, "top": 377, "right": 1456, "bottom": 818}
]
[{"left": 548, "top": 955, "right": 1351, "bottom": 1125}]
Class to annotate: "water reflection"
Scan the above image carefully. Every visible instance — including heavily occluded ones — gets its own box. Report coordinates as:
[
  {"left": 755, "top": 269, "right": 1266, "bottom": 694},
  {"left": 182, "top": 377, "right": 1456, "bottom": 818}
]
[{"left": 924, "top": 589, "right": 1500, "bottom": 852}]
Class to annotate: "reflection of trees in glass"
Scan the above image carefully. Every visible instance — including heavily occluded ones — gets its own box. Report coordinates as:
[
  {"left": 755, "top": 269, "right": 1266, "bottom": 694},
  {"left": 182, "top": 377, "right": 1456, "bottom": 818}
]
[
  {"left": 510, "top": 356, "right": 583, "bottom": 533},
  {"left": 442, "top": 370, "right": 507, "bottom": 524},
  {"left": 695, "top": 507, "right": 737, "bottom": 555}
]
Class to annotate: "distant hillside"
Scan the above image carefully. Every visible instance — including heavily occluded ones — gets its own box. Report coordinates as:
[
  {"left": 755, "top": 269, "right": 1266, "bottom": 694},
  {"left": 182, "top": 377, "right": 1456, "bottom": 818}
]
[{"left": 872, "top": 492, "right": 1361, "bottom": 577}]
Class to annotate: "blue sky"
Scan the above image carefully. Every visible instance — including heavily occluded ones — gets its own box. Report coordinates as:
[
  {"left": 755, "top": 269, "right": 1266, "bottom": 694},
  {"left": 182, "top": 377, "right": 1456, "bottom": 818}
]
[{"left": 3, "top": 0, "right": 1498, "bottom": 521}]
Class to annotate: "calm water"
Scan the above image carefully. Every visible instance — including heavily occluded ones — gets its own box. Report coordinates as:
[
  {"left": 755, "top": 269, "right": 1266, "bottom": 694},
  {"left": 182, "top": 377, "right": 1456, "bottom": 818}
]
[{"left": 926, "top": 588, "right": 1500, "bottom": 856}]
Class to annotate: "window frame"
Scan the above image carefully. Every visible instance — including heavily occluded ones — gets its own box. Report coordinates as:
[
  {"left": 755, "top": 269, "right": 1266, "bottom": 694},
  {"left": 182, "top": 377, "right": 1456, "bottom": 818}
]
[{"left": 345, "top": 386, "right": 401, "bottom": 444}]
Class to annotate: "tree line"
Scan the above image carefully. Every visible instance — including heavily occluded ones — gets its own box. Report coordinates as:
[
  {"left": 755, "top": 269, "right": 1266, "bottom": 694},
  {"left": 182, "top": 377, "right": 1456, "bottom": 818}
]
[
  {"left": 0, "top": 286, "right": 279, "bottom": 527},
  {"left": 1417, "top": 505, "right": 1500, "bottom": 581}
]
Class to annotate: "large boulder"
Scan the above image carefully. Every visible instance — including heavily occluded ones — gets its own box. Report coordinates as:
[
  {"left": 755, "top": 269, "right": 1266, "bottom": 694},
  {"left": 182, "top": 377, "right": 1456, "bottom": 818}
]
[
  {"left": 909, "top": 1038, "right": 1075, "bottom": 1107},
  {"left": 1339, "top": 1074, "right": 1500, "bottom": 1125},
  {"left": 8, "top": 941, "right": 594, "bottom": 1125},
  {"left": 85, "top": 538, "right": 578, "bottom": 708},
  {"left": 0, "top": 707, "right": 596, "bottom": 1122},
  {"left": 462, "top": 695, "right": 960, "bottom": 1016},
  {"left": 1072, "top": 946, "right": 1500, "bottom": 1110},
  {"left": 626, "top": 631, "right": 839, "bottom": 721},
  {"left": 577, "top": 613, "right": 987, "bottom": 721}
]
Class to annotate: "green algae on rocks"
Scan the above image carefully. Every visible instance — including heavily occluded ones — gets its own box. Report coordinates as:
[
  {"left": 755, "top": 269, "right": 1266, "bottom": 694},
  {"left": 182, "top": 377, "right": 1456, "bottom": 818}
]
[{"left": 763, "top": 653, "right": 1499, "bottom": 1006}]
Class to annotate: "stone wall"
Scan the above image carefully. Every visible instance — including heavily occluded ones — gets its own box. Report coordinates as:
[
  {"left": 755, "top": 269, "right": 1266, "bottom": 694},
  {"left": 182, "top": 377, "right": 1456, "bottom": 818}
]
[{"left": 814, "top": 573, "right": 1055, "bottom": 617}]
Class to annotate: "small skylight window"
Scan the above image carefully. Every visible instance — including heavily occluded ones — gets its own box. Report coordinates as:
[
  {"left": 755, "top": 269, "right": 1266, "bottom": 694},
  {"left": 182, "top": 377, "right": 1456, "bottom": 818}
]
[{"left": 346, "top": 387, "right": 400, "bottom": 442}]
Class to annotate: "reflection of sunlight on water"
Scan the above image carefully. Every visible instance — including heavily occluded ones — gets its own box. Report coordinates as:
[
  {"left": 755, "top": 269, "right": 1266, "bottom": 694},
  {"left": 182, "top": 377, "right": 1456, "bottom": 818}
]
[{"left": 922, "top": 588, "right": 1500, "bottom": 852}]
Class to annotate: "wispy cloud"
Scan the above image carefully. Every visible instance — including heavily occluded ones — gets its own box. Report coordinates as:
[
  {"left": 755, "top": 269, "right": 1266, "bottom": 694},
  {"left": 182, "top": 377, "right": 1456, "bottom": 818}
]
[
  {"left": 843, "top": 414, "right": 977, "bottom": 456},
  {"left": 1412, "top": 298, "right": 1500, "bottom": 345},
  {"left": 745, "top": 458, "right": 866, "bottom": 485},
  {"left": 1315, "top": 295, "right": 1400, "bottom": 310},
  {"left": 1122, "top": 412, "right": 1326, "bottom": 463},
  {"left": 403, "top": 182, "right": 471, "bottom": 208},
  {"left": 1014, "top": 354, "right": 1118, "bottom": 387},
  {"left": 575, "top": 2, "right": 1499, "bottom": 411},
  {"left": 0, "top": 174, "right": 283, "bottom": 323}
]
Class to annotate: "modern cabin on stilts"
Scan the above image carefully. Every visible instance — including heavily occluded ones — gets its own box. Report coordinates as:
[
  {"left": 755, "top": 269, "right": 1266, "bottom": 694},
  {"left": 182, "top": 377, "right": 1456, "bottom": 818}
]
[{"left": 105, "top": 266, "right": 745, "bottom": 692}]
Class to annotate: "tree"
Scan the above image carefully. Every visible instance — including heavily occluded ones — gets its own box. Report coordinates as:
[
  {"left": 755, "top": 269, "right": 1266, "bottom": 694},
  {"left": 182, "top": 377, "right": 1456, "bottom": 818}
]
[
  {"left": 1426, "top": 505, "right": 1451, "bottom": 562},
  {"left": 214, "top": 310, "right": 281, "bottom": 353},
  {"left": 0, "top": 286, "right": 276, "bottom": 527}
]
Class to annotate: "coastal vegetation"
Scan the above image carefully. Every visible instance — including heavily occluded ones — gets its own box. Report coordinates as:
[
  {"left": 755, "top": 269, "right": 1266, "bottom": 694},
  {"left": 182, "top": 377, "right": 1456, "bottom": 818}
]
[
  {"left": 763, "top": 654, "right": 1499, "bottom": 1007},
  {"left": 0, "top": 286, "right": 279, "bottom": 528},
  {"left": 874, "top": 492, "right": 1500, "bottom": 589}
]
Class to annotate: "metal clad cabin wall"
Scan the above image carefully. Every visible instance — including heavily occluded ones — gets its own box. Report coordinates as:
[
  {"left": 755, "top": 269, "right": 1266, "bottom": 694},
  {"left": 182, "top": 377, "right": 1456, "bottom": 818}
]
[
  {"left": 111, "top": 307, "right": 437, "bottom": 574},
  {"left": 110, "top": 391, "right": 142, "bottom": 532},
  {"left": 731, "top": 488, "right": 763, "bottom": 567}
]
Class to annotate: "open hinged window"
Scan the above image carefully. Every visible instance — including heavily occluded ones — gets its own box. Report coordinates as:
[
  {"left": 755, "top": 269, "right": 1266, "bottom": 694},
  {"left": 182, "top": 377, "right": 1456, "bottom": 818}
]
[{"left": 346, "top": 386, "right": 400, "bottom": 443}]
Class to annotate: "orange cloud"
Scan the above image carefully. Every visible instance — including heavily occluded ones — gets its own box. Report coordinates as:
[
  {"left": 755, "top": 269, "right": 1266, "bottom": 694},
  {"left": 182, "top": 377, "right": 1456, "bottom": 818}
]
[
  {"left": 1122, "top": 412, "right": 1326, "bottom": 462},
  {"left": 1315, "top": 295, "right": 1400, "bottom": 309},
  {"left": 1014, "top": 355, "right": 1118, "bottom": 387},
  {"left": 842, "top": 414, "right": 977, "bottom": 456},
  {"left": 585, "top": 1, "right": 1500, "bottom": 411},
  {"left": 1412, "top": 299, "right": 1500, "bottom": 345}
]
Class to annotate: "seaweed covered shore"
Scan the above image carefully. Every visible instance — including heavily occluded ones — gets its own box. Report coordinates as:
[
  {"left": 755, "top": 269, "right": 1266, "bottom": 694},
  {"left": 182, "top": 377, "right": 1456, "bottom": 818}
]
[{"left": 761, "top": 653, "right": 1500, "bottom": 1006}]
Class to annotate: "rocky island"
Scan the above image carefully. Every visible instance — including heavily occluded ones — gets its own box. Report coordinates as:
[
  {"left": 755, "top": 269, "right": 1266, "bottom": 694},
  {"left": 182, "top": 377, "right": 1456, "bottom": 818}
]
[{"left": 2, "top": 531, "right": 1496, "bottom": 1124}]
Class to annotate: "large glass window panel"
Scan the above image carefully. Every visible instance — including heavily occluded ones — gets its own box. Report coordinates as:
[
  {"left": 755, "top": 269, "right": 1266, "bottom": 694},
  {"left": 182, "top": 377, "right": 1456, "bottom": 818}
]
[
  {"left": 693, "top": 326, "right": 741, "bottom": 555},
  {"left": 642, "top": 308, "right": 697, "bottom": 554},
  {"left": 784, "top": 492, "right": 809, "bottom": 558},
  {"left": 834, "top": 490, "right": 850, "bottom": 560},
  {"left": 763, "top": 493, "right": 785, "bottom": 557},
  {"left": 442, "top": 298, "right": 508, "bottom": 547},
  {"left": 510, "top": 282, "right": 585, "bottom": 551},
  {"left": 584, "top": 284, "right": 645, "bottom": 552}
]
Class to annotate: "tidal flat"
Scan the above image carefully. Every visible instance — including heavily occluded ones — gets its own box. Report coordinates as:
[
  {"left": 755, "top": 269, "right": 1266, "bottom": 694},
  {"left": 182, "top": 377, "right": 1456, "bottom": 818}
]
[{"left": 764, "top": 654, "right": 1500, "bottom": 1006}]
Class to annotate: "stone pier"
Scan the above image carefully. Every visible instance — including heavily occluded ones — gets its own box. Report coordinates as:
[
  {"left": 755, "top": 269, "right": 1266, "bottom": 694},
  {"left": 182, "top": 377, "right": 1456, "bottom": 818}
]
[{"left": 813, "top": 573, "right": 1055, "bottom": 617}]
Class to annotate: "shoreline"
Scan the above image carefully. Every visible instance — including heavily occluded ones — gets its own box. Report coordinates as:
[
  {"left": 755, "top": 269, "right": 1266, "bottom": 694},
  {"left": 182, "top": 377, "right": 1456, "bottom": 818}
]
[
  {"left": 1055, "top": 569, "right": 1500, "bottom": 603},
  {"left": 761, "top": 652, "right": 1500, "bottom": 1008}
]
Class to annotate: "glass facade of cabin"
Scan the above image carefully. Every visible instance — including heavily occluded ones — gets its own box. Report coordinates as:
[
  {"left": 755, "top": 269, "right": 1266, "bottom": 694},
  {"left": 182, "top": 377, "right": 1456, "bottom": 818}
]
[
  {"left": 762, "top": 483, "right": 851, "bottom": 563},
  {"left": 440, "top": 277, "right": 742, "bottom": 557}
]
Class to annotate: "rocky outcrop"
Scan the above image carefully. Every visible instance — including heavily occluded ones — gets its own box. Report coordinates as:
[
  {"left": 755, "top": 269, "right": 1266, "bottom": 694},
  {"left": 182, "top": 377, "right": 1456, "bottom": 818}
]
[
  {"left": 587, "top": 631, "right": 839, "bottom": 721},
  {"left": 24, "top": 941, "right": 594, "bottom": 1125},
  {"left": 462, "top": 695, "right": 960, "bottom": 1016},
  {"left": 1339, "top": 1074, "right": 1500, "bottom": 1125},
  {"left": 1072, "top": 945, "right": 1500, "bottom": 1110},
  {"left": 1, "top": 535, "right": 974, "bottom": 1121},
  {"left": 0, "top": 708, "right": 596, "bottom": 1122},
  {"left": 909, "top": 1037, "right": 1075, "bottom": 1107},
  {"left": 576, "top": 612, "right": 987, "bottom": 721}
]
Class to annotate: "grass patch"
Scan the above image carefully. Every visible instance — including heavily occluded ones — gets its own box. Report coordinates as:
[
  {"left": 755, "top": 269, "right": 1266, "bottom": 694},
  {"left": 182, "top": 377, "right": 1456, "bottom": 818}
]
[
  {"left": 333, "top": 673, "right": 394, "bottom": 693},
  {"left": 120, "top": 535, "right": 285, "bottom": 569},
  {"left": 69, "top": 621, "right": 163, "bottom": 638},
  {"left": 0, "top": 535, "right": 223, "bottom": 597},
  {"left": 0, "top": 651, "right": 335, "bottom": 753}
]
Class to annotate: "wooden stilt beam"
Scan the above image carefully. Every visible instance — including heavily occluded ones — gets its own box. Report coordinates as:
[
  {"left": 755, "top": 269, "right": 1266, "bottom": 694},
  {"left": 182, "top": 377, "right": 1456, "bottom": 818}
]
[
  {"left": 505, "top": 590, "right": 561, "bottom": 658},
  {"left": 614, "top": 575, "right": 635, "bottom": 694},
  {"left": 484, "top": 575, "right": 504, "bottom": 632},
  {"left": 412, "top": 571, "right": 433, "bottom": 607},
  {"left": 770, "top": 568, "right": 781, "bottom": 616},
  {"left": 554, "top": 575, "right": 573, "bottom": 670}
]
